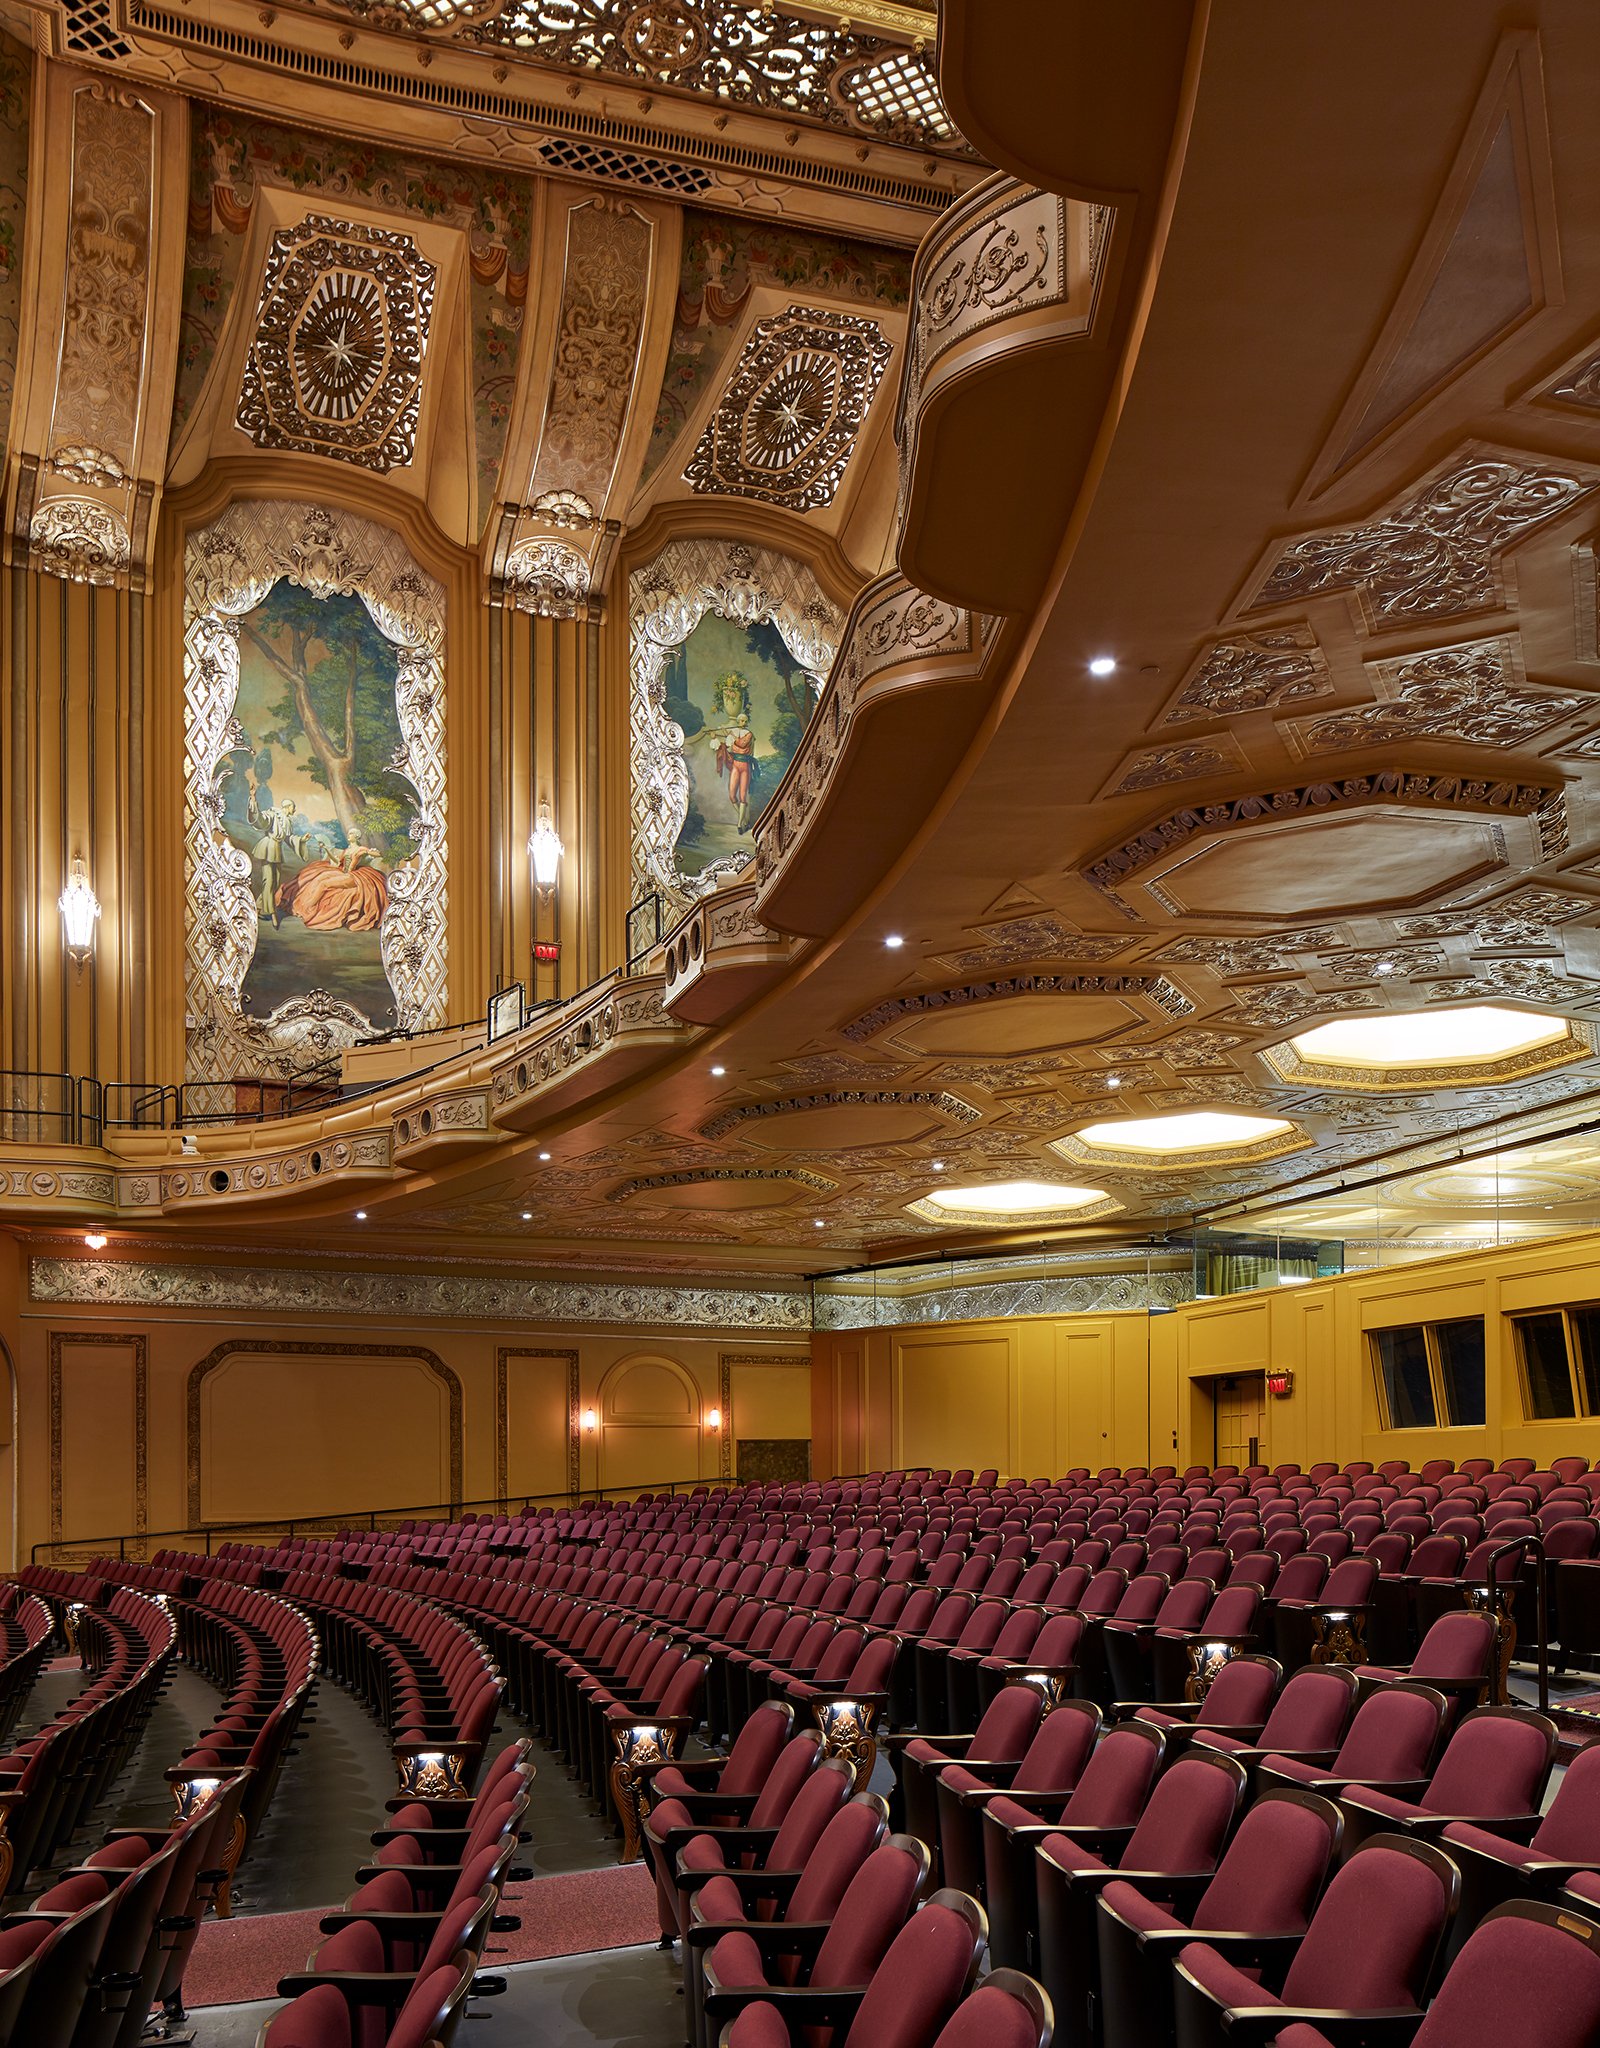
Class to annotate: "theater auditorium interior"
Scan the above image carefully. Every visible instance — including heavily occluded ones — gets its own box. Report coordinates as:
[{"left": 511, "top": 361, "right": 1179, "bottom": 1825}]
[{"left": 15, "top": 0, "right": 1600, "bottom": 2044}]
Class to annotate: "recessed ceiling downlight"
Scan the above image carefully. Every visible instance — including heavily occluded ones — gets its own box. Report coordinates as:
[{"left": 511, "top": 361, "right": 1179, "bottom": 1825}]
[
  {"left": 1290, "top": 1004, "right": 1569, "bottom": 1069},
  {"left": 1073, "top": 1112, "right": 1293, "bottom": 1152}
]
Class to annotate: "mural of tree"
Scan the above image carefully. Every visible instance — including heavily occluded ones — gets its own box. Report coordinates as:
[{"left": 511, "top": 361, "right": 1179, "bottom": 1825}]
[{"left": 238, "top": 587, "right": 411, "bottom": 855}]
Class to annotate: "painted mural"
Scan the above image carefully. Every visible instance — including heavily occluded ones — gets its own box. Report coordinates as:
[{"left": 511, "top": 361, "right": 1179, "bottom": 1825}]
[
  {"left": 176, "top": 112, "right": 533, "bottom": 519},
  {"left": 665, "top": 613, "right": 818, "bottom": 877},
  {"left": 0, "top": 33, "right": 31, "bottom": 471},
  {"left": 221, "top": 583, "right": 416, "bottom": 1032},
  {"left": 645, "top": 209, "right": 912, "bottom": 480}
]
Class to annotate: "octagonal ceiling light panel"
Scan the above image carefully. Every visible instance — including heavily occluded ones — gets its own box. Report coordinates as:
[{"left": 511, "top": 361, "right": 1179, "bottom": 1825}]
[
  {"left": 905, "top": 1179, "right": 1122, "bottom": 1226},
  {"left": 1260, "top": 1003, "right": 1592, "bottom": 1092},
  {"left": 1052, "top": 1109, "right": 1311, "bottom": 1171}
]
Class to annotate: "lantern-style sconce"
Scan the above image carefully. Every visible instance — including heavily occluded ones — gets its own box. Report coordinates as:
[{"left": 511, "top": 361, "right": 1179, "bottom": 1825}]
[
  {"left": 705, "top": 1408, "right": 722, "bottom": 1433},
  {"left": 581, "top": 1407, "right": 597, "bottom": 1433},
  {"left": 59, "top": 857, "right": 101, "bottom": 969},
  {"left": 528, "top": 804, "right": 564, "bottom": 899}
]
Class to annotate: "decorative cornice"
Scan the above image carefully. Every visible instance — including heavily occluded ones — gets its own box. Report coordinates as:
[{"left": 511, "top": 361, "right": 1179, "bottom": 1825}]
[
  {"left": 840, "top": 972, "right": 1194, "bottom": 1044},
  {"left": 1082, "top": 771, "right": 1567, "bottom": 905},
  {"left": 31, "top": 1256, "right": 812, "bottom": 1333},
  {"left": 608, "top": 1166, "right": 837, "bottom": 1202},
  {"left": 698, "top": 1088, "right": 981, "bottom": 1141}
]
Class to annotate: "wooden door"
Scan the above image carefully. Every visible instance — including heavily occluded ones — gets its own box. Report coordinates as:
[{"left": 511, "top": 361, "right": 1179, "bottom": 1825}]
[{"left": 1214, "top": 1374, "right": 1266, "bottom": 1468}]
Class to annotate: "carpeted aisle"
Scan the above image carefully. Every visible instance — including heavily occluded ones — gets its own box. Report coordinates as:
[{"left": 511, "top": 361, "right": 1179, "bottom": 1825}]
[{"left": 181, "top": 1862, "right": 659, "bottom": 2008}]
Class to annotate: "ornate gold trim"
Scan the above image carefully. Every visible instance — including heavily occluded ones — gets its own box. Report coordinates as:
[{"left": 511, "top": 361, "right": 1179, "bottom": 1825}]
[
  {"left": 184, "top": 1339, "right": 463, "bottom": 1526},
  {"left": 48, "top": 1331, "right": 148, "bottom": 1550}
]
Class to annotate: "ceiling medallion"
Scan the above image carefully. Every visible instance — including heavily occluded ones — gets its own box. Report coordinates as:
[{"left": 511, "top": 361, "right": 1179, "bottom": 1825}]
[
  {"left": 684, "top": 305, "right": 892, "bottom": 511},
  {"left": 236, "top": 215, "right": 437, "bottom": 473}
]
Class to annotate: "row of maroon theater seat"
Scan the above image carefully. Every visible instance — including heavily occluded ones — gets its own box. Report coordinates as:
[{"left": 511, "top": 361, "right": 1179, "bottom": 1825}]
[
  {"left": 0, "top": 1586, "right": 173, "bottom": 1898},
  {"left": 0, "top": 1590, "right": 53, "bottom": 1748},
  {"left": 252, "top": 1738, "right": 536, "bottom": 2047}
]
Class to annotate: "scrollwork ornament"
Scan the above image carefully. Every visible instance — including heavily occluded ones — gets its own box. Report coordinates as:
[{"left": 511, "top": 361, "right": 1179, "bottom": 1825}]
[
  {"left": 503, "top": 538, "right": 591, "bottom": 617},
  {"left": 630, "top": 537, "right": 839, "bottom": 909},
  {"left": 183, "top": 501, "right": 448, "bottom": 1081},
  {"left": 28, "top": 497, "right": 132, "bottom": 586}
]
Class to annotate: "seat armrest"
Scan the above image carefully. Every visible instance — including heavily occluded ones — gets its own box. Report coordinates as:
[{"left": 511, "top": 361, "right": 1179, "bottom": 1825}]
[
  {"left": 1216, "top": 2006, "right": 1422, "bottom": 2046},
  {"left": 274, "top": 1972, "right": 415, "bottom": 2005},
  {"left": 952, "top": 1782, "right": 1080, "bottom": 1810},
  {"left": 688, "top": 1870, "right": 803, "bottom": 1920},
  {"left": 882, "top": 1731, "right": 975, "bottom": 1757}
]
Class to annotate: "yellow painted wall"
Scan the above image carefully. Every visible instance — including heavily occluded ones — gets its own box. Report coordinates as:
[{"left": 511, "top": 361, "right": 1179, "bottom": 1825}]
[
  {"left": 812, "top": 1231, "right": 1600, "bottom": 1479},
  {"left": 0, "top": 1234, "right": 812, "bottom": 1571}
]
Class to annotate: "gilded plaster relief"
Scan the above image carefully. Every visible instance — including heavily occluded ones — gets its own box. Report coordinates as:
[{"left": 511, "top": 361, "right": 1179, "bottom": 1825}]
[
  {"left": 1250, "top": 453, "right": 1593, "bottom": 625},
  {"left": 1287, "top": 636, "right": 1586, "bottom": 756},
  {"left": 1160, "top": 626, "right": 1332, "bottom": 724},
  {"left": 177, "top": 111, "right": 533, "bottom": 518},
  {"left": 31, "top": 1256, "right": 812, "bottom": 1332},
  {"left": 630, "top": 536, "right": 839, "bottom": 908},
  {"left": 645, "top": 209, "right": 911, "bottom": 479},
  {"left": 683, "top": 304, "right": 892, "bottom": 510},
  {"left": 459, "top": 2, "right": 961, "bottom": 153},
  {"left": 236, "top": 216, "right": 436, "bottom": 472},
  {"left": 183, "top": 501, "right": 448, "bottom": 1081}
]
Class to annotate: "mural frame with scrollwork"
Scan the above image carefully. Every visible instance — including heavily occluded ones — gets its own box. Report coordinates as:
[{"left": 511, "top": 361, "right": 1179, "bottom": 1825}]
[
  {"left": 184, "top": 1339, "right": 463, "bottom": 1526},
  {"left": 494, "top": 1345, "right": 581, "bottom": 1503},
  {"left": 628, "top": 533, "right": 842, "bottom": 915},
  {"left": 49, "top": 1331, "right": 148, "bottom": 1552},
  {"left": 181, "top": 498, "right": 449, "bottom": 1084}
]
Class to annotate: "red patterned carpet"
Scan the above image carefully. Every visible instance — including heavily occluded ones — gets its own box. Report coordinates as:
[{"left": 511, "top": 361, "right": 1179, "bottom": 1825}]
[{"left": 181, "top": 1860, "right": 659, "bottom": 2007}]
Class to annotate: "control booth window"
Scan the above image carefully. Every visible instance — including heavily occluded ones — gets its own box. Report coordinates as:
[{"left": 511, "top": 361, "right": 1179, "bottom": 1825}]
[
  {"left": 1513, "top": 1307, "right": 1600, "bottom": 1420},
  {"left": 1370, "top": 1318, "right": 1487, "bottom": 1430}
]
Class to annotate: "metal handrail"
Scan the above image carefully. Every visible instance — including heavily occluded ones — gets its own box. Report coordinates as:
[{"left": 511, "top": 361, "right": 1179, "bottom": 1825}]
[{"left": 29, "top": 1473, "right": 746, "bottom": 1564}]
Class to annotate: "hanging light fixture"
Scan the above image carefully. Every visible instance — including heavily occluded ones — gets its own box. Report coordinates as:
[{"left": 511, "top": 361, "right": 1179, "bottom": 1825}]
[
  {"left": 528, "top": 803, "right": 564, "bottom": 899},
  {"left": 58, "top": 858, "right": 100, "bottom": 969}
]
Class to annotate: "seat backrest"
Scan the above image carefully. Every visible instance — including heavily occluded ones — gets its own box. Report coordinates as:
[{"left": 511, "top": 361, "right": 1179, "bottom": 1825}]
[
  {"left": 1196, "top": 1654, "right": 1278, "bottom": 1730},
  {"left": 1061, "top": 1725, "right": 1163, "bottom": 1828},
  {"left": 1320, "top": 1557, "right": 1378, "bottom": 1605},
  {"left": 1329, "top": 1684, "right": 1445, "bottom": 1779},
  {"left": 1254, "top": 1668, "right": 1357, "bottom": 1753},
  {"left": 923, "top": 1974, "right": 1049, "bottom": 2048},
  {"left": 721, "top": 1702, "right": 796, "bottom": 1798},
  {"left": 807, "top": 1839, "right": 928, "bottom": 1987},
  {"left": 1535, "top": 1740, "right": 1600, "bottom": 1857},
  {"left": 1410, "top": 1904, "right": 1600, "bottom": 2048},
  {"left": 1117, "top": 1753, "right": 1242, "bottom": 1873},
  {"left": 1412, "top": 1609, "right": 1495, "bottom": 1681},
  {"left": 1272, "top": 1555, "right": 1327, "bottom": 1603},
  {"left": 1153, "top": 1579, "right": 1213, "bottom": 1629},
  {"left": 1193, "top": 1789, "right": 1340, "bottom": 1934},
  {"left": 841, "top": 1894, "right": 986, "bottom": 2048},
  {"left": 1282, "top": 1840, "right": 1453, "bottom": 2010},
  {"left": 748, "top": 1734, "right": 822, "bottom": 1829},
  {"left": 1423, "top": 1707, "right": 1555, "bottom": 1819},
  {"left": 1013, "top": 1699, "right": 1100, "bottom": 1793},
  {"left": 966, "top": 1684, "right": 1042, "bottom": 1764},
  {"left": 787, "top": 1799, "right": 893, "bottom": 1925}
]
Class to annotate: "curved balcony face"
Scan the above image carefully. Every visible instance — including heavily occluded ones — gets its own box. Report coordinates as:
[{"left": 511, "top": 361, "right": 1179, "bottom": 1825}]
[
  {"left": 660, "top": 884, "right": 801, "bottom": 1028},
  {"left": 754, "top": 572, "right": 1000, "bottom": 939},
  {"left": 893, "top": 175, "right": 1119, "bottom": 613},
  {"left": 938, "top": 0, "right": 1199, "bottom": 203}
]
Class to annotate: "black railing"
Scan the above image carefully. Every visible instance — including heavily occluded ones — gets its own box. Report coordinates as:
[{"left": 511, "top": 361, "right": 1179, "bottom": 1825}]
[
  {"left": 626, "top": 893, "right": 664, "bottom": 971},
  {"left": 30, "top": 1474, "right": 744, "bottom": 1565},
  {"left": 0, "top": 1072, "right": 102, "bottom": 1147}
]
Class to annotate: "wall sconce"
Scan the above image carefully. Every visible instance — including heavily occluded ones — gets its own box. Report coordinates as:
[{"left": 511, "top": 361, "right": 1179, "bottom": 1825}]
[
  {"left": 528, "top": 804, "right": 564, "bottom": 900},
  {"left": 581, "top": 1407, "right": 597, "bottom": 1432},
  {"left": 84, "top": 1233, "right": 107, "bottom": 1251},
  {"left": 705, "top": 1408, "right": 722, "bottom": 1432},
  {"left": 59, "top": 857, "right": 101, "bottom": 969}
]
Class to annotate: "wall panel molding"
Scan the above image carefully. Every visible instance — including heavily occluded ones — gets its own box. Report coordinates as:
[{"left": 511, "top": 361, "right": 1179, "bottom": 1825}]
[
  {"left": 183, "top": 1338, "right": 462, "bottom": 1526},
  {"left": 494, "top": 1343, "right": 579, "bottom": 1500},
  {"left": 48, "top": 1329, "right": 147, "bottom": 1546}
]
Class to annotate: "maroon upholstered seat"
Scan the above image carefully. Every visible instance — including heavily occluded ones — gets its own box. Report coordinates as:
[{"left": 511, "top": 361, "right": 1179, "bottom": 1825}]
[
  {"left": 1171, "top": 1837, "right": 1457, "bottom": 2048},
  {"left": 933, "top": 1699, "right": 1102, "bottom": 1895},
  {"left": 1031, "top": 1749, "right": 1246, "bottom": 2042},
  {"left": 722, "top": 1891, "right": 986, "bottom": 2048},
  {"left": 1097, "top": 1787, "right": 1342, "bottom": 2048},
  {"left": 1340, "top": 1705, "right": 1556, "bottom": 1853},
  {"left": 1190, "top": 1664, "right": 1357, "bottom": 1766},
  {"left": 1255, "top": 1681, "right": 1446, "bottom": 1800},
  {"left": 1274, "top": 1901, "right": 1600, "bottom": 2048}
]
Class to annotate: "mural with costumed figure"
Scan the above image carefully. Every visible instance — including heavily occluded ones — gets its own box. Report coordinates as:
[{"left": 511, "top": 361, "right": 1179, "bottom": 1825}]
[
  {"left": 184, "top": 501, "right": 448, "bottom": 1082},
  {"left": 630, "top": 538, "right": 841, "bottom": 911}
]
